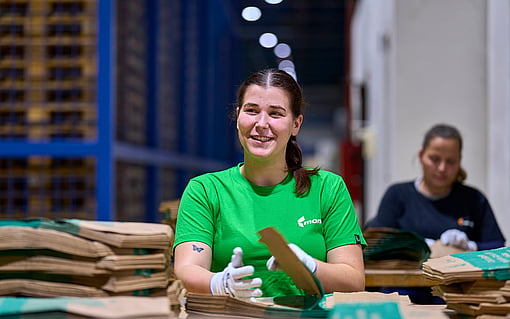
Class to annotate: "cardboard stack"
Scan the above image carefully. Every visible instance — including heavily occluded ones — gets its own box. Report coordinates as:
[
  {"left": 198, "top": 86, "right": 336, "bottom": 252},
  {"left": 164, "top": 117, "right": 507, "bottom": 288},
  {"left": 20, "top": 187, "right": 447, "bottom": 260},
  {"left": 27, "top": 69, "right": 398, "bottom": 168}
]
[
  {"left": 363, "top": 227, "right": 431, "bottom": 269},
  {"left": 159, "top": 199, "right": 180, "bottom": 233},
  {"left": 422, "top": 247, "right": 510, "bottom": 318},
  {"left": 186, "top": 291, "right": 452, "bottom": 319},
  {"left": 0, "top": 219, "right": 179, "bottom": 299}
]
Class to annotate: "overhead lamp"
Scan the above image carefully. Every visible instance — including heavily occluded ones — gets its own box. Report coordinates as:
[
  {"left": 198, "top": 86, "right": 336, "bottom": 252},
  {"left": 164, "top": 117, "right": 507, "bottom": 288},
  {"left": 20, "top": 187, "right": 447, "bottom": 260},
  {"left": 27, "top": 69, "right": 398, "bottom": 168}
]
[
  {"left": 278, "top": 60, "right": 295, "bottom": 70},
  {"left": 241, "top": 6, "right": 261, "bottom": 21},
  {"left": 259, "top": 33, "right": 278, "bottom": 48},
  {"left": 274, "top": 43, "right": 291, "bottom": 59}
]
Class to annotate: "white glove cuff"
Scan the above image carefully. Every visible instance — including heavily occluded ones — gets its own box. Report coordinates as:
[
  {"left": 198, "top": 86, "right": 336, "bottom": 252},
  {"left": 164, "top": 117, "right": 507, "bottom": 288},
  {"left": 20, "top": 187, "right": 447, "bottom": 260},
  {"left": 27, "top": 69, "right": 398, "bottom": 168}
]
[
  {"left": 289, "top": 244, "right": 317, "bottom": 274},
  {"left": 307, "top": 258, "right": 317, "bottom": 274},
  {"left": 210, "top": 272, "right": 226, "bottom": 295}
]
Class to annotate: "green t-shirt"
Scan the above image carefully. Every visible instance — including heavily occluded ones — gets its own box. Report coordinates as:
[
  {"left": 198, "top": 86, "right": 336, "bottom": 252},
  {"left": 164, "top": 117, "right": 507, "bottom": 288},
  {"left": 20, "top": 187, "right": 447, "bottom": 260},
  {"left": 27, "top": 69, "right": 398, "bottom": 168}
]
[{"left": 173, "top": 164, "right": 367, "bottom": 297}]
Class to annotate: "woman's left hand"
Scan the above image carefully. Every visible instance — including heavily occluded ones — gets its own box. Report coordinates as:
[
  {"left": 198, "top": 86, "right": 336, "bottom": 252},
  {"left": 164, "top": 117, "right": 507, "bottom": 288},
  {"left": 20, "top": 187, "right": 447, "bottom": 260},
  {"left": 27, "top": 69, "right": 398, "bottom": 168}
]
[{"left": 266, "top": 243, "right": 317, "bottom": 274}]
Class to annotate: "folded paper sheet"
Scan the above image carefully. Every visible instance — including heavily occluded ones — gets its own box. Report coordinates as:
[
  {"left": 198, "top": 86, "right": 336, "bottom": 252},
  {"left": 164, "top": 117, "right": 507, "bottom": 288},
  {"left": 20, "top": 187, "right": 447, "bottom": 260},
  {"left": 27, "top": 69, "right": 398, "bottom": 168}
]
[{"left": 257, "top": 226, "right": 323, "bottom": 298}]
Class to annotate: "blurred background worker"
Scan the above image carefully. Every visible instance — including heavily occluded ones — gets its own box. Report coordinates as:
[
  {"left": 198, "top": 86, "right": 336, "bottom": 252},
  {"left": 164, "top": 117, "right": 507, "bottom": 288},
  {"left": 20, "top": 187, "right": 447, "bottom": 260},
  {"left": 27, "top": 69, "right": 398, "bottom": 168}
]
[
  {"left": 365, "top": 123, "right": 506, "bottom": 304},
  {"left": 366, "top": 123, "right": 506, "bottom": 251}
]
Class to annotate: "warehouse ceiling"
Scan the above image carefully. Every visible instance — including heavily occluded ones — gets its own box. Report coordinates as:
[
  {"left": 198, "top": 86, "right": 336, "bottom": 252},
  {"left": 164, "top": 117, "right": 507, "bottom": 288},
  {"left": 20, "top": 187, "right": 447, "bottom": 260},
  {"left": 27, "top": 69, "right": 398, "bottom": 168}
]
[
  {"left": 236, "top": 0, "right": 350, "bottom": 87},
  {"left": 228, "top": 0, "right": 353, "bottom": 141}
]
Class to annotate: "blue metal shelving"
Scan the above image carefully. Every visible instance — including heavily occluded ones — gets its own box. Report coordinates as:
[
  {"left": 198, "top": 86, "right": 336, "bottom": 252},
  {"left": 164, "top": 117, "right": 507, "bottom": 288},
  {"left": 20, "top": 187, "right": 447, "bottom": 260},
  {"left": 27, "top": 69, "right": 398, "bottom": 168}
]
[{"left": 0, "top": 0, "right": 242, "bottom": 221}]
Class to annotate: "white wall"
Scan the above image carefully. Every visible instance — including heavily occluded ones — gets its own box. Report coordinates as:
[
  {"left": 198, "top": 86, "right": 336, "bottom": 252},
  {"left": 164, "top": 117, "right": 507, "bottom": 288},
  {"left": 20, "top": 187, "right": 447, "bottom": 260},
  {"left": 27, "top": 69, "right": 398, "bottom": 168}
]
[
  {"left": 351, "top": 0, "right": 396, "bottom": 223},
  {"left": 487, "top": 0, "right": 510, "bottom": 243},
  {"left": 351, "top": 0, "right": 510, "bottom": 242},
  {"left": 394, "top": 0, "right": 487, "bottom": 186}
]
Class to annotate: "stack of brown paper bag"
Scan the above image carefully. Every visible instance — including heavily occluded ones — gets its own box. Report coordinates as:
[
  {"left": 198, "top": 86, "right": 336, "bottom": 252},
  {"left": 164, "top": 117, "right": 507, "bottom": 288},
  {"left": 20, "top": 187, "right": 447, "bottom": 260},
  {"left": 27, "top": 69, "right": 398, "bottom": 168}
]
[
  {"left": 0, "top": 219, "right": 179, "bottom": 300},
  {"left": 422, "top": 247, "right": 510, "bottom": 318},
  {"left": 362, "top": 227, "right": 431, "bottom": 269}
]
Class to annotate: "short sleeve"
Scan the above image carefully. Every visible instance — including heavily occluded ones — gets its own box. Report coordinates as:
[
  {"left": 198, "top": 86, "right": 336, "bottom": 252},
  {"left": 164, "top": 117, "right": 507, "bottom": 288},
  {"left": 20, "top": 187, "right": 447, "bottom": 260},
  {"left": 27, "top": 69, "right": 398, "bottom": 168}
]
[
  {"left": 173, "top": 179, "right": 216, "bottom": 250},
  {"left": 319, "top": 172, "right": 367, "bottom": 250}
]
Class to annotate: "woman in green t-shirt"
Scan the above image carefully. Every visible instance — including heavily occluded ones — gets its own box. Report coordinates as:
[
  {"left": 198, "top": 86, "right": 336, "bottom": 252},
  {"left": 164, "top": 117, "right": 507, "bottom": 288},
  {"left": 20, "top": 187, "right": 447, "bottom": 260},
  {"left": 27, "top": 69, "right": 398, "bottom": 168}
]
[{"left": 173, "top": 69, "right": 366, "bottom": 298}]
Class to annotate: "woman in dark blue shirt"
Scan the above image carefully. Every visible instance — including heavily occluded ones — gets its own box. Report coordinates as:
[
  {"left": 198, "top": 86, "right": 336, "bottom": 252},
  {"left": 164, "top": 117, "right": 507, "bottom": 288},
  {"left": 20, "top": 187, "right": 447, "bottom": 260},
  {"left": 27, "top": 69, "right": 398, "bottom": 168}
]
[
  {"left": 365, "top": 124, "right": 505, "bottom": 304},
  {"left": 367, "top": 123, "right": 505, "bottom": 251}
]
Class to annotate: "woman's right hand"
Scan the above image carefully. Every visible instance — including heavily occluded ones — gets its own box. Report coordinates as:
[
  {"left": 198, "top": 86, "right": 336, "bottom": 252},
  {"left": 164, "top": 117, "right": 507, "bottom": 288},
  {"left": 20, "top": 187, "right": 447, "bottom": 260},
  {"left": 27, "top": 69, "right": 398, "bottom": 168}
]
[
  {"left": 440, "top": 229, "right": 477, "bottom": 251},
  {"left": 266, "top": 243, "right": 317, "bottom": 274},
  {"left": 209, "top": 247, "right": 263, "bottom": 299}
]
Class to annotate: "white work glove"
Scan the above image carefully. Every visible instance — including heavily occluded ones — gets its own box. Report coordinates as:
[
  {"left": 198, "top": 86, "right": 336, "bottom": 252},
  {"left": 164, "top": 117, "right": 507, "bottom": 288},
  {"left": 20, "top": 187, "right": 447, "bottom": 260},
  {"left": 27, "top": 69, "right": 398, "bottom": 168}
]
[
  {"left": 424, "top": 238, "right": 436, "bottom": 247},
  {"left": 440, "top": 229, "right": 477, "bottom": 251},
  {"left": 209, "top": 247, "right": 262, "bottom": 298},
  {"left": 266, "top": 243, "right": 317, "bottom": 274}
]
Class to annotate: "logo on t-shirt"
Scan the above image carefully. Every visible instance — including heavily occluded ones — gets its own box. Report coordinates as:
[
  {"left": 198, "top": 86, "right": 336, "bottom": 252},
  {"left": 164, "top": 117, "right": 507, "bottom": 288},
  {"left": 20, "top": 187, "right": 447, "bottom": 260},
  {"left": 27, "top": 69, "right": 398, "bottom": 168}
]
[
  {"left": 297, "top": 215, "right": 322, "bottom": 228},
  {"left": 457, "top": 217, "right": 475, "bottom": 228}
]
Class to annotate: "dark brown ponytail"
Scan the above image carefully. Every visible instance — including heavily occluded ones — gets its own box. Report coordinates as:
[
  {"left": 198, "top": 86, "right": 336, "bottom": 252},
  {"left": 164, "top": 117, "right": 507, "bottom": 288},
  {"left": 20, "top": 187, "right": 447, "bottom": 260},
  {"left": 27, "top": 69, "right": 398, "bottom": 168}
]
[{"left": 286, "top": 136, "right": 319, "bottom": 196}]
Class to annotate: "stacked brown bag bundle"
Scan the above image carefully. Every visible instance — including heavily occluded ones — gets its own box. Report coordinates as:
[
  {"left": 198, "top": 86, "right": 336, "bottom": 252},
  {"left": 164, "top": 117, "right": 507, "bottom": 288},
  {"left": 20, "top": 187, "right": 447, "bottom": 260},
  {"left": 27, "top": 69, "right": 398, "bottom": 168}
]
[
  {"left": 362, "top": 227, "right": 432, "bottom": 269},
  {"left": 0, "top": 218, "right": 184, "bottom": 307},
  {"left": 159, "top": 199, "right": 180, "bottom": 233},
  {"left": 422, "top": 247, "right": 510, "bottom": 318}
]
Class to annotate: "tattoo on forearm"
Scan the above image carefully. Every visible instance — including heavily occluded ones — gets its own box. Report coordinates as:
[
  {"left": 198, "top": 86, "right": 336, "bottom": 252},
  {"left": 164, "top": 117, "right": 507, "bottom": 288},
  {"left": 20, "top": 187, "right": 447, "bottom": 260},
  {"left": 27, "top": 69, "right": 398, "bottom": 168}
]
[{"left": 192, "top": 244, "right": 204, "bottom": 253}]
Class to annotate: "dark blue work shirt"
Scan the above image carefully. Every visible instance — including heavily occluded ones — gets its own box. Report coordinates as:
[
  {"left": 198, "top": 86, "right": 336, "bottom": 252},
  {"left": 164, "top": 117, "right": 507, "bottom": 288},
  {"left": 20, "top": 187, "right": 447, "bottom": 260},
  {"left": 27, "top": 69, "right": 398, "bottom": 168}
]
[{"left": 366, "top": 181, "right": 505, "bottom": 250}]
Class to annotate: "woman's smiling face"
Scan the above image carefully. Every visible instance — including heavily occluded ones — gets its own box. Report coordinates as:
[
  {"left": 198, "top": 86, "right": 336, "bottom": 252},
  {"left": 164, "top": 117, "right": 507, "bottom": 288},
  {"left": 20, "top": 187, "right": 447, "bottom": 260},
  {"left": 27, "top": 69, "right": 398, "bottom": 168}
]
[{"left": 237, "top": 84, "right": 303, "bottom": 163}]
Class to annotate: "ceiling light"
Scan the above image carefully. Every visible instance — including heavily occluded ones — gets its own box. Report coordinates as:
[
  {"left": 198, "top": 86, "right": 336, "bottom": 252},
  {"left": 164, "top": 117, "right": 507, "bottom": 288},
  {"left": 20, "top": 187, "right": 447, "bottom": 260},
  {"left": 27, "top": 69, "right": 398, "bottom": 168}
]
[
  {"left": 274, "top": 43, "right": 291, "bottom": 58},
  {"left": 241, "top": 6, "right": 261, "bottom": 21},
  {"left": 278, "top": 60, "right": 295, "bottom": 70},
  {"left": 259, "top": 33, "right": 278, "bottom": 48}
]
